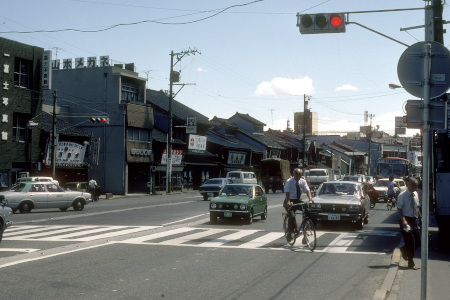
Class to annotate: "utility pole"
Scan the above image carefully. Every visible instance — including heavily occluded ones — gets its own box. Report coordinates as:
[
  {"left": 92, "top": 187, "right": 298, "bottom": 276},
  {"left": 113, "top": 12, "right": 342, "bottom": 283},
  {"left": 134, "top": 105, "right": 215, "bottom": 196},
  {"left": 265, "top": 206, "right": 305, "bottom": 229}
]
[
  {"left": 367, "top": 113, "right": 374, "bottom": 176},
  {"left": 51, "top": 90, "right": 57, "bottom": 178},
  {"left": 303, "top": 94, "right": 310, "bottom": 169},
  {"left": 166, "top": 49, "right": 200, "bottom": 193}
]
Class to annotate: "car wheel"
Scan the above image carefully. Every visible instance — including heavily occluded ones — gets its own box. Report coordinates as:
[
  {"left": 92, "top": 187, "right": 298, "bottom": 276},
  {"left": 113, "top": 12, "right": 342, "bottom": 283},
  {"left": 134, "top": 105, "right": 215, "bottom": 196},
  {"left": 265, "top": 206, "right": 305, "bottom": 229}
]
[
  {"left": 261, "top": 206, "right": 267, "bottom": 220},
  {"left": 355, "top": 213, "right": 364, "bottom": 230},
  {"left": 73, "top": 199, "right": 84, "bottom": 211},
  {"left": 59, "top": 208, "right": 68, "bottom": 212},
  {"left": 210, "top": 214, "right": 217, "bottom": 224},
  {"left": 19, "top": 202, "right": 32, "bottom": 213},
  {"left": 203, "top": 194, "right": 208, "bottom": 201},
  {"left": 247, "top": 210, "right": 253, "bottom": 225},
  {"left": 272, "top": 188, "right": 276, "bottom": 193}
]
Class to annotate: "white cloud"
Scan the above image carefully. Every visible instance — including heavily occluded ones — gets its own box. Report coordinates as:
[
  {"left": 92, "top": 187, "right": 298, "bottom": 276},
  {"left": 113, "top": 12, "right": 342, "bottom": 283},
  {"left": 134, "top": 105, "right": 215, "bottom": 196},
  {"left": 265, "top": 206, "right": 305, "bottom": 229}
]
[
  {"left": 255, "top": 76, "right": 314, "bottom": 96},
  {"left": 196, "top": 67, "right": 207, "bottom": 72},
  {"left": 335, "top": 84, "right": 357, "bottom": 91}
]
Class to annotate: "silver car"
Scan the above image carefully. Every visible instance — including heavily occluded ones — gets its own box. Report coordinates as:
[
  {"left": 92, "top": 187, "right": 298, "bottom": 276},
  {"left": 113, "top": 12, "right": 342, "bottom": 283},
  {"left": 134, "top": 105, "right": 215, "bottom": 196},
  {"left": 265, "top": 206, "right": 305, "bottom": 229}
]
[
  {"left": 0, "top": 197, "right": 13, "bottom": 243},
  {"left": 309, "top": 181, "right": 371, "bottom": 230},
  {"left": 2, "top": 182, "right": 92, "bottom": 213},
  {"left": 199, "top": 178, "right": 233, "bottom": 201}
]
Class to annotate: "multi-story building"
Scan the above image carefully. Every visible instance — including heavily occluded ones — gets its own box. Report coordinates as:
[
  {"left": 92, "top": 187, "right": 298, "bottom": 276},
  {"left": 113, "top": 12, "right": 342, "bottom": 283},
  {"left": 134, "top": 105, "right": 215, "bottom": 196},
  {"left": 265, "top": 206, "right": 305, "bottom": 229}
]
[{"left": 0, "top": 38, "right": 44, "bottom": 188}]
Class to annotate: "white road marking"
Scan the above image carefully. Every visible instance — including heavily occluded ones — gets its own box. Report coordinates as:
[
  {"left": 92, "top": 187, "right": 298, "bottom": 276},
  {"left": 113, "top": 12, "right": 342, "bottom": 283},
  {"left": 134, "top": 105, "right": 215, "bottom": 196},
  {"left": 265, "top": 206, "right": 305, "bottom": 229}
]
[
  {"left": 0, "top": 248, "right": 39, "bottom": 253},
  {"left": 162, "top": 214, "right": 208, "bottom": 226}
]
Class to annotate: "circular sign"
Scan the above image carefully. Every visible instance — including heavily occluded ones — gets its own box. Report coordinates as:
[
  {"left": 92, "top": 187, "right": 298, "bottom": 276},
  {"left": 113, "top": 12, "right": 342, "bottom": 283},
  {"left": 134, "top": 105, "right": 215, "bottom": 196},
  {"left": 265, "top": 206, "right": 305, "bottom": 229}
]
[{"left": 397, "top": 41, "right": 450, "bottom": 98}]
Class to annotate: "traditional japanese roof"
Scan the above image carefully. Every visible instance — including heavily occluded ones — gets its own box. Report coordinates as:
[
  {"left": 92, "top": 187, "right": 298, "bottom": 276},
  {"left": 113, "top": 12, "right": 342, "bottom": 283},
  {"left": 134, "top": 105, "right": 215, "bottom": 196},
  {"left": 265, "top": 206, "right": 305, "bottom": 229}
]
[
  {"left": 229, "top": 112, "right": 266, "bottom": 126},
  {"left": 146, "top": 89, "right": 211, "bottom": 125},
  {"left": 206, "top": 130, "right": 260, "bottom": 152},
  {"left": 34, "top": 111, "right": 90, "bottom": 137},
  {"left": 152, "top": 127, "right": 186, "bottom": 145}
]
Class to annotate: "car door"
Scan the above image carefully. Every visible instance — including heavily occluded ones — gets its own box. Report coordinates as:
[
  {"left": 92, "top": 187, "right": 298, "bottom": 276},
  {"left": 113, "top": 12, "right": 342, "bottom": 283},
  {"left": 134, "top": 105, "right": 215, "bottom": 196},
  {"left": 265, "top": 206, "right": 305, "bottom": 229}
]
[
  {"left": 28, "top": 183, "right": 48, "bottom": 209},
  {"left": 45, "top": 183, "right": 70, "bottom": 209},
  {"left": 253, "top": 186, "right": 266, "bottom": 215}
]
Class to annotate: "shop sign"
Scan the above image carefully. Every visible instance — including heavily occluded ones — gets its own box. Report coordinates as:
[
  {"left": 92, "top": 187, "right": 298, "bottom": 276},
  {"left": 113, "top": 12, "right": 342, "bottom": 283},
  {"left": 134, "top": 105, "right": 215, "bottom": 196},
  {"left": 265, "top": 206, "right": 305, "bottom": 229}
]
[
  {"left": 162, "top": 149, "right": 183, "bottom": 165},
  {"left": 228, "top": 151, "right": 246, "bottom": 165},
  {"left": 130, "top": 148, "right": 152, "bottom": 156},
  {"left": 188, "top": 134, "right": 206, "bottom": 154}
]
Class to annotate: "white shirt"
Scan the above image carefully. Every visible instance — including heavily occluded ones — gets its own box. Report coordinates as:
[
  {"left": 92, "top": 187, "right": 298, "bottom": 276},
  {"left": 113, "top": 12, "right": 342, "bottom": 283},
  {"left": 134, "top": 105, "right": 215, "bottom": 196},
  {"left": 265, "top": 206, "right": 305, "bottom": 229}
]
[
  {"left": 285, "top": 177, "right": 310, "bottom": 200},
  {"left": 397, "top": 189, "right": 419, "bottom": 218},
  {"left": 89, "top": 179, "right": 97, "bottom": 189}
]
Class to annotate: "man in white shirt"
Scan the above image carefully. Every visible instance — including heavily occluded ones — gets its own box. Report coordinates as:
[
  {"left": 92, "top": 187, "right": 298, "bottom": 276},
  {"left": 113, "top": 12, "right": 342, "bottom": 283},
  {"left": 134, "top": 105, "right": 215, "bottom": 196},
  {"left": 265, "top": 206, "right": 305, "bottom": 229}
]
[
  {"left": 397, "top": 178, "right": 421, "bottom": 270},
  {"left": 284, "top": 168, "right": 313, "bottom": 241}
]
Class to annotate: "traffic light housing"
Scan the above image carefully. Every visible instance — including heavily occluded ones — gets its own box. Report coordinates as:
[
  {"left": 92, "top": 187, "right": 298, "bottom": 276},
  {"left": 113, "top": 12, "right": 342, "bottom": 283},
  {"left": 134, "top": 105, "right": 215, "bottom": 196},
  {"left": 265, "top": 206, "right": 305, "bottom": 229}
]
[
  {"left": 91, "top": 117, "right": 109, "bottom": 124},
  {"left": 297, "top": 13, "right": 346, "bottom": 34}
]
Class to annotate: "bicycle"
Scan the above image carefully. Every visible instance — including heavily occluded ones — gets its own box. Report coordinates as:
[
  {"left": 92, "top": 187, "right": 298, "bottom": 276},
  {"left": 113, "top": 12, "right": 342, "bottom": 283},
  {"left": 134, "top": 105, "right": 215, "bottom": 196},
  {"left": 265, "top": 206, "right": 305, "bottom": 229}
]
[
  {"left": 282, "top": 202, "right": 317, "bottom": 251},
  {"left": 386, "top": 195, "right": 396, "bottom": 210}
]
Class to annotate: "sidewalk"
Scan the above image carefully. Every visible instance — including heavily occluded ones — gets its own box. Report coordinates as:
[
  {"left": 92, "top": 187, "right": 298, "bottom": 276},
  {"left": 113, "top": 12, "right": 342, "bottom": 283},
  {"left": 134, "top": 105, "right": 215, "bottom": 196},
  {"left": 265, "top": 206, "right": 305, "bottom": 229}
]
[{"left": 377, "top": 215, "right": 450, "bottom": 300}]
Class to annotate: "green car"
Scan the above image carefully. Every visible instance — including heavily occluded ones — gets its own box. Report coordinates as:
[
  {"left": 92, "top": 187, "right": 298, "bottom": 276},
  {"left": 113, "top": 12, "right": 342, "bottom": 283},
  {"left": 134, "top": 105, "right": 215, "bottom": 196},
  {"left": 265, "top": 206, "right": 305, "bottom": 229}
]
[{"left": 209, "top": 184, "right": 268, "bottom": 225}]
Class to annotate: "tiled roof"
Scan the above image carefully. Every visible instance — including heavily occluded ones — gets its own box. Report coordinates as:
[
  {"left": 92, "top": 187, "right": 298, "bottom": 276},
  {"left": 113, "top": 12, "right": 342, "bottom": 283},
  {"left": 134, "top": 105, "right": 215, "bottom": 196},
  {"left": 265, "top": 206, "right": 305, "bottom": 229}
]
[
  {"left": 229, "top": 112, "right": 266, "bottom": 126},
  {"left": 206, "top": 130, "right": 260, "bottom": 152},
  {"left": 152, "top": 127, "right": 185, "bottom": 145},
  {"left": 35, "top": 111, "right": 90, "bottom": 137},
  {"left": 237, "top": 128, "right": 284, "bottom": 149},
  {"left": 146, "top": 89, "right": 211, "bottom": 125}
]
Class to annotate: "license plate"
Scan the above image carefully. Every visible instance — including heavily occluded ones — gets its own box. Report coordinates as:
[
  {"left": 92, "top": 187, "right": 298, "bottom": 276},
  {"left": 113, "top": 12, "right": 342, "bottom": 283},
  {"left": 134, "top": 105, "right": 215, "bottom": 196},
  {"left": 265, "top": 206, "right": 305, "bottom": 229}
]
[
  {"left": 328, "top": 214, "right": 340, "bottom": 221},
  {"left": 224, "top": 212, "right": 232, "bottom": 217}
]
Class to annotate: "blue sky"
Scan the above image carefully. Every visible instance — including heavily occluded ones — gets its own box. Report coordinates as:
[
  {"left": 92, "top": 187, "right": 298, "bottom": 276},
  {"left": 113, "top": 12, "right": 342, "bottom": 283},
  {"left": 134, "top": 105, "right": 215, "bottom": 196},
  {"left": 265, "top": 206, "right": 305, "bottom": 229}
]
[{"left": 2, "top": 0, "right": 443, "bottom": 136}]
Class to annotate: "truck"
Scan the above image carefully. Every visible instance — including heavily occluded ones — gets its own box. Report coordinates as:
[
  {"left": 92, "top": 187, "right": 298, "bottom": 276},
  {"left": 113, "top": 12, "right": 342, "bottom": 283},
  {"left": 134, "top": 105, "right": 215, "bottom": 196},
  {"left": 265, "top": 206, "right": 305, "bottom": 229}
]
[
  {"left": 306, "top": 168, "right": 333, "bottom": 189},
  {"left": 260, "top": 158, "right": 291, "bottom": 193}
]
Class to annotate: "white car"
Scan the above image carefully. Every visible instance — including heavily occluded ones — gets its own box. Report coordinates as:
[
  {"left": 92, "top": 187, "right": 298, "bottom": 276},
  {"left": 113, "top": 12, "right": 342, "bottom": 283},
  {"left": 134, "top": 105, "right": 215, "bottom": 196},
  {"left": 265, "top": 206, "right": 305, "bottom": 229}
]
[
  {"left": 373, "top": 178, "right": 407, "bottom": 201},
  {"left": 2, "top": 181, "right": 92, "bottom": 213}
]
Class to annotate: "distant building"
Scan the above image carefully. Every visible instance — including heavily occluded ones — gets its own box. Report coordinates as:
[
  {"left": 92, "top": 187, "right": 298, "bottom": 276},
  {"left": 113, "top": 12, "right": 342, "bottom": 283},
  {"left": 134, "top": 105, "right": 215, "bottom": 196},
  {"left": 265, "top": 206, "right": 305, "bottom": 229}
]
[{"left": 294, "top": 111, "right": 318, "bottom": 135}]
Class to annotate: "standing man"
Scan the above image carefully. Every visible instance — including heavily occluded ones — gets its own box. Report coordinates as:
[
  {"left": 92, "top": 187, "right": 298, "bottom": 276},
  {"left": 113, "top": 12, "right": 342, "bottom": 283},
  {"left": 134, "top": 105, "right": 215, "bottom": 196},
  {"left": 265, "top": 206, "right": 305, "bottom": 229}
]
[
  {"left": 88, "top": 178, "right": 98, "bottom": 201},
  {"left": 284, "top": 168, "right": 313, "bottom": 241},
  {"left": 397, "top": 178, "right": 421, "bottom": 270}
]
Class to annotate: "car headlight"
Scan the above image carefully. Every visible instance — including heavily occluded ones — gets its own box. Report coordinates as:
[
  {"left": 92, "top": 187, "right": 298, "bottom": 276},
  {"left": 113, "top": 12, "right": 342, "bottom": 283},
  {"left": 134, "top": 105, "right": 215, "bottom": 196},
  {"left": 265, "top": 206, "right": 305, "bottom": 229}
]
[
  {"left": 240, "top": 204, "right": 246, "bottom": 210},
  {"left": 311, "top": 203, "right": 321, "bottom": 209},
  {"left": 210, "top": 203, "right": 217, "bottom": 209},
  {"left": 233, "top": 204, "right": 239, "bottom": 210}
]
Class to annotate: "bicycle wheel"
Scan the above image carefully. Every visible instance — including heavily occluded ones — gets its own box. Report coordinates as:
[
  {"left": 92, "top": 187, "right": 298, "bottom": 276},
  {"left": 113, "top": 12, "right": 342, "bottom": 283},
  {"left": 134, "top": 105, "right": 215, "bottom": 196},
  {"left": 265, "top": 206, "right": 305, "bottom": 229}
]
[
  {"left": 283, "top": 214, "right": 296, "bottom": 246},
  {"left": 302, "top": 218, "right": 316, "bottom": 251},
  {"left": 387, "top": 200, "right": 392, "bottom": 210}
]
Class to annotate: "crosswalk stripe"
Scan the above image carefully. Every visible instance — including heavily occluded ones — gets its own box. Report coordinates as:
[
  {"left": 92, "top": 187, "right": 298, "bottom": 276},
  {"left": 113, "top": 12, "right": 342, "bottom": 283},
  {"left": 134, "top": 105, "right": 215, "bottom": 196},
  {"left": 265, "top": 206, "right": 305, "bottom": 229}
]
[
  {"left": 323, "top": 232, "right": 359, "bottom": 253},
  {"left": 8, "top": 226, "right": 99, "bottom": 240},
  {"left": 158, "top": 228, "right": 230, "bottom": 246},
  {"left": 121, "top": 227, "right": 198, "bottom": 244},
  {"left": 234, "top": 232, "right": 284, "bottom": 249},
  {"left": 198, "top": 229, "right": 261, "bottom": 247}
]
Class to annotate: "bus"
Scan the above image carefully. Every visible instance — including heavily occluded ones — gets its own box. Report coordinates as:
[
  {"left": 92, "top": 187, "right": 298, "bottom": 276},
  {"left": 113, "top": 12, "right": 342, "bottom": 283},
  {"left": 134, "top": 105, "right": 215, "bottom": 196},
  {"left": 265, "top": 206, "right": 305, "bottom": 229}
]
[{"left": 376, "top": 157, "right": 414, "bottom": 179}]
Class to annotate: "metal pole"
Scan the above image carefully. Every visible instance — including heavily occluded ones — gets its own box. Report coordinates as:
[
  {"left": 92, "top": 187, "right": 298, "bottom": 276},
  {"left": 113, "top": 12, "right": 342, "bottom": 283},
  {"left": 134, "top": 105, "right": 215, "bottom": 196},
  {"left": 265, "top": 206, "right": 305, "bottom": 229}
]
[
  {"left": 51, "top": 90, "right": 57, "bottom": 178},
  {"left": 421, "top": 42, "right": 431, "bottom": 300},
  {"left": 166, "top": 51, "right": 174, "bottom": 193},
  {"left": 303, "top": 94, "right": 307, "bottom": 169}
]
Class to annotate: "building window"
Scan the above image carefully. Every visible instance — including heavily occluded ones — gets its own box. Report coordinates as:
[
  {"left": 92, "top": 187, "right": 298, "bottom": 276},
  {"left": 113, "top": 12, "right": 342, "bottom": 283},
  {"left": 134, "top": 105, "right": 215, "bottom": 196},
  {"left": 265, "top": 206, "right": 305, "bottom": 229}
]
[
  {"left": 122, "top": 84, "right": 140, "bottom": 103},
  {"left": 128, "top": 127, "right": 151, "bottom": 142},
  {"left": 12, "top": 113, "right": 30, "bottom": 142},
  {"left": 14, "top": 58, "right": 32, "bottom": 88},
  {"left": 254, "top": 125, "right": 262, "bottom": 133}
]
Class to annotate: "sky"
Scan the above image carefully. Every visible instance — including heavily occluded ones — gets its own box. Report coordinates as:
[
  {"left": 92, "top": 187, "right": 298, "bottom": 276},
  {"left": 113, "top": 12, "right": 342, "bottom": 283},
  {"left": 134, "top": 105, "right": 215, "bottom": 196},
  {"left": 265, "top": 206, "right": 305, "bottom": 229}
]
[{"left": 1, "top": 0, "right": 445, "bottom": 137}]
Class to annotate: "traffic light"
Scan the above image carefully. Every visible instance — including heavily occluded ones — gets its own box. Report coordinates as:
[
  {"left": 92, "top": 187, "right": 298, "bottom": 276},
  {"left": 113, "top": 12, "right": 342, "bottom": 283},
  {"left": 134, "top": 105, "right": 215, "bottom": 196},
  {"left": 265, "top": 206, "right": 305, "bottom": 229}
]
[
  {"left": 91, "top": 117, "right": 109, "bottom": 124},
  {"left": 297, "top": 13, "right": 346, "bottom": 34}
]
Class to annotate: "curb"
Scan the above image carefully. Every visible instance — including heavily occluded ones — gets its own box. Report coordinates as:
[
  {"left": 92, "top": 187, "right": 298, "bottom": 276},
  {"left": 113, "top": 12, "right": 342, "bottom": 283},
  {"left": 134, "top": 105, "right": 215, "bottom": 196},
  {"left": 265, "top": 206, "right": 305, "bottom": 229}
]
[{"left": 372, "top": 247, "right": 401, "bottom": 300}]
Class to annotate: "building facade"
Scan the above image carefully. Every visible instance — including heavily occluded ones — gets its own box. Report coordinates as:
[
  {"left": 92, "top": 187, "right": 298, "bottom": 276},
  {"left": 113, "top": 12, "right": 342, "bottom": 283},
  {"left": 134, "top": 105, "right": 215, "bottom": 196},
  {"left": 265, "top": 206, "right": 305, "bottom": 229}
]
[{"left": 47, "top": 60, "right": 152, "bottom": 195}]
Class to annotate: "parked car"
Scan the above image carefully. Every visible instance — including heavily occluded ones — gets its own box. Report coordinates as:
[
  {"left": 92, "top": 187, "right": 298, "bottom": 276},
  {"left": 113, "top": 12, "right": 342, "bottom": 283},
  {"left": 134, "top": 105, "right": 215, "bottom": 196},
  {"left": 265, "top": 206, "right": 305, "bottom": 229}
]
[
  {"left": 309, "top": 181, "right": 371, "bottom": 229},
  {"left": 2, "top": 181, "right": 92, "bottom": 213},
  {"left": 16, "top": 176, "right": 59, "bottom": 185},
  {"left": 373, "top": 178, "right": 407, "bottom": 202},
  {"left": 64, "top": 182, "right": 89, "bottom": 192},
  {"left": 199, "top": 178, "right": 232, "bottom": 201},
  {"left": 209, "top": 184, "right": 267, "bottom": 225},
  {"left": 0, "top": 198, "right": 13, "bottom": 243}
]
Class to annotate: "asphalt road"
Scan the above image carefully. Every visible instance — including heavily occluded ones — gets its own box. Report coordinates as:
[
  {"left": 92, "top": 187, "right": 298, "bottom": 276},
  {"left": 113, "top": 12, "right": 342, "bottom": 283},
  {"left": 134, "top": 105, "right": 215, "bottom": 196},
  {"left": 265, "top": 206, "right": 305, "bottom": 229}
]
[{"left": 0, "top": 192, "right": 401, "bottom": 300}]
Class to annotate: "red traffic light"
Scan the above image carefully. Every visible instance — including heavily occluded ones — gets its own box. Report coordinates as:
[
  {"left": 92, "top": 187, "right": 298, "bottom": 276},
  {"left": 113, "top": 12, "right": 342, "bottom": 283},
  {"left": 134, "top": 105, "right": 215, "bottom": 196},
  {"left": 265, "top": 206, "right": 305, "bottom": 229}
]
[
  {"left": 91, "top": 117, "right": 109, "bottom": 124},
  {"left": 330, "top": 14, "right": 344, "bottom": 28}
]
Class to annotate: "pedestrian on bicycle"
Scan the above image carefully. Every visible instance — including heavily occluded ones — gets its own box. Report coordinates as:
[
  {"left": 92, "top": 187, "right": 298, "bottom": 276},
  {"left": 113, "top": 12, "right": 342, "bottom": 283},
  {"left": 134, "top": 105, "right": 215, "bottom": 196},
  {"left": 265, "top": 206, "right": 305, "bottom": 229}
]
[
  {"left": 284, "top": 168, "right": 313, "bottom": 240},
  {"left": 397, "top": 178, "right": 421, "bottom": 270},
  {"left": 387, "top": 176, "right": 398, "bottom": 206}
]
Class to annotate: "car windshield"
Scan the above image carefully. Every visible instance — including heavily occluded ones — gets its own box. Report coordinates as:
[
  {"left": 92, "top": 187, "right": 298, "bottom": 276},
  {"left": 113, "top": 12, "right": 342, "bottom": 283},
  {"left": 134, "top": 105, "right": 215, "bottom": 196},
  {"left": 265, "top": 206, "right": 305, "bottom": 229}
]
[
  {"left": 318, "top": 183, "right": 359, "bottom": 196},
  {"left": 221, "top": 185, "right": 252, "bottom": 196},
  {"left": 375, "top": 181, "right": 388, "bottom": 187},
  {"left": 204, "top": 179, "right": 222, "bottom": 185}
]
